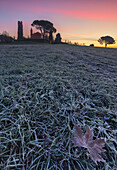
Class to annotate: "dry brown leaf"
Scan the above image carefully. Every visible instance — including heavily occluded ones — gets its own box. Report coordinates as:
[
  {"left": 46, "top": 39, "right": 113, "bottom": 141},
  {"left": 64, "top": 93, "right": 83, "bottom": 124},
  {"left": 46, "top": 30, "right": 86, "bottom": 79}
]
[{"left": 71, "top": 125, "right": 106, "bottom": 165}]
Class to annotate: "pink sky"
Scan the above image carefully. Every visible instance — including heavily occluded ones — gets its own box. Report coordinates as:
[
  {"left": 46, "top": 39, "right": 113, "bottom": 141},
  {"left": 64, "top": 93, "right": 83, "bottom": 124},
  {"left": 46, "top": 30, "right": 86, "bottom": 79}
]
[{"left": 0, "top": 0, "right": 117, "bottom": 47}]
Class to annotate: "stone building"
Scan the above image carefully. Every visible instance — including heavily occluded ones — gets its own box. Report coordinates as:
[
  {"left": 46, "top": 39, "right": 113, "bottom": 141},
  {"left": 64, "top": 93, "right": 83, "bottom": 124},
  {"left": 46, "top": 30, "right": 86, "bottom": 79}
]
[
  {"left": 30, "top": 28, "right": 41, "bottom": 39},
  {"left": 17, "top": 21, "right": 23, "bottom": 40}
]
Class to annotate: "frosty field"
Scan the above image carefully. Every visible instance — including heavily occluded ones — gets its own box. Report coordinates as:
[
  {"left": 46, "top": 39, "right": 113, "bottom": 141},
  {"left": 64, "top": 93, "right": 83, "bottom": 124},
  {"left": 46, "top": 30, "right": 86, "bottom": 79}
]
[{"left": 0, "top": 44, "right": 117, "bottom": 169}]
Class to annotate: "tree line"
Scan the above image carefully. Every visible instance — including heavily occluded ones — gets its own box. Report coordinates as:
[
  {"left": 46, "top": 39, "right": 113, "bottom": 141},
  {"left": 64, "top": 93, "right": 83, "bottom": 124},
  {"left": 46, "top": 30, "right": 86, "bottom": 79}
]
[{"left": 0, "top": 19, "right": 116, "bottom": 46}]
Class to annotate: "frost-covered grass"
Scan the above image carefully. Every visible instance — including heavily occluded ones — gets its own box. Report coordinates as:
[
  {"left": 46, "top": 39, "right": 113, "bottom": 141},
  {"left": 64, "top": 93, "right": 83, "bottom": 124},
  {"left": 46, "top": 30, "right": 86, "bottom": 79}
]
[{"left": 0, "top": 44, "right": 117, "bottom": 169}]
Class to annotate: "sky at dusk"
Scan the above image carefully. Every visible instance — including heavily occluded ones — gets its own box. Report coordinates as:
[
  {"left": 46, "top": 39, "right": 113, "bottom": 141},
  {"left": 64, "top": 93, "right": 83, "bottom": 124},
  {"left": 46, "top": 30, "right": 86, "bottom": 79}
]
[{"left": 0, "top": 0, "right": 117, "bottom": 47}]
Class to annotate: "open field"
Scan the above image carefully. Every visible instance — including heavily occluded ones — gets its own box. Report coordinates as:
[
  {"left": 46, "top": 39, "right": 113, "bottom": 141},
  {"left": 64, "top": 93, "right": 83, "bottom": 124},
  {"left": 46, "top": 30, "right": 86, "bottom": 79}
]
[{"left": 0, "top": 44, "right": 117, "bottom": 169}]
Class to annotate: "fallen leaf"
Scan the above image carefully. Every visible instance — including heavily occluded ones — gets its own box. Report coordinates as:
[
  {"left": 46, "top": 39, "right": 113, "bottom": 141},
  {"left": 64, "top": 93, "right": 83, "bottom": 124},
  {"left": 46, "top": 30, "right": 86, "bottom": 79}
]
[{"left": 71, "top": 125, "right": 106, "bottom": 165}]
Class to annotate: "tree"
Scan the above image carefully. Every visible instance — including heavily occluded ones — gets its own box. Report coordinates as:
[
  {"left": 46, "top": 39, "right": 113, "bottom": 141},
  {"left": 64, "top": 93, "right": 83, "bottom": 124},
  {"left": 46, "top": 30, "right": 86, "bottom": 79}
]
[
  {"left": 90, "top": 44, "right": 94, "bottom": 47},
  {"left": 0, "top": 32, "right": 14, "bottom": 43},
  {"left": 31, "top": 20, "right": 56, "bottom": 41},
  {"left": 55, "top": 33, "right": 62, "bottom": 43},
  {"left": 98, "top": 36, "right": 115, "bottom": 48}
]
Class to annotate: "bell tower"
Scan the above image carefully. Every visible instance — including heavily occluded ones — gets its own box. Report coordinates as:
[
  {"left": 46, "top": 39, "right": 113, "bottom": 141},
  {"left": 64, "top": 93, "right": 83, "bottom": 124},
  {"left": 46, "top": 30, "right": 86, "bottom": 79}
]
[{"left": 17, "top": 21, "right": 23, "bottom": 40}]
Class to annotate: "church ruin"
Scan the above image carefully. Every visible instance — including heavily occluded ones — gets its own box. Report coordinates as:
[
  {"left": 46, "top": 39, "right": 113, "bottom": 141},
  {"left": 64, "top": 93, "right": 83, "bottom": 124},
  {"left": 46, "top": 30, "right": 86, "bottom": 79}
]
[
  {"left": 30, "top": 28, "right": 41, "bottom": 39},
  {"left": 17, "top": 21, "right": 23, "bottom": 40},
  {"left": 16, "top": 21, "right": 58, "bottom": 42}
]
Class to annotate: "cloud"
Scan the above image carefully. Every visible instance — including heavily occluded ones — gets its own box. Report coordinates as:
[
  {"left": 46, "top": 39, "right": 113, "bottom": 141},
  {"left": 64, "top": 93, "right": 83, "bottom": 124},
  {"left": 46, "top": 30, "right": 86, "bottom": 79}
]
[
  {"left": 1, "top": 1, "right": 117, "bottom": 21},
  {"left": 46, "top": 8, "right": 117, "bottom": 21}
]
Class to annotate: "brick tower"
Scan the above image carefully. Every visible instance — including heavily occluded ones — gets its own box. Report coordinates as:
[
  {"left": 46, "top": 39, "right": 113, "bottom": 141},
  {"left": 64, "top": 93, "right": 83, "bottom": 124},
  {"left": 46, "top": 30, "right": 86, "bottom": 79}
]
[{"left": 17, "top": 21, "right": 23, "bottom": 40}]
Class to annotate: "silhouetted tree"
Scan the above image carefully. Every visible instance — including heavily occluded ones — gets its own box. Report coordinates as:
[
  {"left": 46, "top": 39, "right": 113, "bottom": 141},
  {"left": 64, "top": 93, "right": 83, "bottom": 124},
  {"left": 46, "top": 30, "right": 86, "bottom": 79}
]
[
  {"left": 90, "top": 44, "right": 94, "bottom": 47},
  {"left": 74, "top": 42, "right": 79, "bottom": 45},
  {"left": 31, "top": 20, "right": 56, "bottom": 41},
  {"left": 49, "top": 31, "right": 53, "bottom": 43},
  {"left": 0, "top": 32, "right": 14, "bottom": 43},
  {"left": 98, "top": 36, "right": 115, "bottom": 48},
  {"left": 55, "top": 33, "right": 62, "bottom": 43}
]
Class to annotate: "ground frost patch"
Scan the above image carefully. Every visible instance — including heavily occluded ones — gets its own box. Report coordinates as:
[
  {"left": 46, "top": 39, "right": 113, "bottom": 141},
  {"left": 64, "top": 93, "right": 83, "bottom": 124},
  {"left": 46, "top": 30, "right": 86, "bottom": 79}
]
[{"left": 0, "top": 44, "right": 117, "bottom": 169}]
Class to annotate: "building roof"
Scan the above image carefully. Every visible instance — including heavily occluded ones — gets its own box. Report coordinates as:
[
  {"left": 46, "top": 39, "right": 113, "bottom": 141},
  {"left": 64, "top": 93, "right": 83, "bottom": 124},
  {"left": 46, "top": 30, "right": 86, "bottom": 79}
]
[{"left": 32, "top": 32, "right": 41, "bottom": 36}]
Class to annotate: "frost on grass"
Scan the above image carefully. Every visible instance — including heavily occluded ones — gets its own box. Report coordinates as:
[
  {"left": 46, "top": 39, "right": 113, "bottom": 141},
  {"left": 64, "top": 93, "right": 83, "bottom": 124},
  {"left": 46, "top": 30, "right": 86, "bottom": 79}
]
[
  {"left": 0, "top": 44, "right": 117, "bottom": 169},
  {"left": 71, "top": 125, "right": 106, "bottom": 165}
]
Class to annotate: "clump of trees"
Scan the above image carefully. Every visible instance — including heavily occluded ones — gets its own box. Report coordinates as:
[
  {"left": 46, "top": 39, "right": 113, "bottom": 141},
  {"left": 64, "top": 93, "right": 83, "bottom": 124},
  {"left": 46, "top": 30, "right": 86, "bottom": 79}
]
[
  {"left": 31, "top": 20, "right": 56, "bottom": 42},
  {"left": 98, "top": 36, "right": 115, "bottom": 48},
  {"left": 0, "top": 31, "right": 14, "bottom": 43}
]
